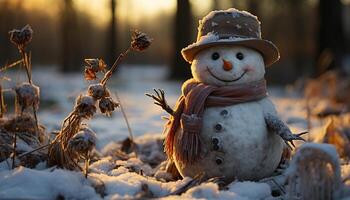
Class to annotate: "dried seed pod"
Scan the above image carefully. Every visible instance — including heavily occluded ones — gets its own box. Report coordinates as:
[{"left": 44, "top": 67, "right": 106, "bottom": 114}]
[
  {"left": 84, "top": 58, "right": 106, "bottom": 72},
  {"left": 74, "top": 95, "right": 96, "bottom": 119},
  {"left": 15, "top": 82, "right": 40, "bottom": 112},
  {"left": 131, "top": 30, "right": 152, "bottom": 51},
  {"left": 9, "top": 25, "right": 33, "bottom": 50},
  {"left": 84, "top": 68, "right": 97, "bottom": 81},
  {"left": 99, "top": 96, "right": 119, "bottom": 116},
  {"left": 87, "top": 83, "right": 109, "bottom": 99},
  {"left": 84, "top": 59, "right": 106, "bottom": 80},
  {"left": 68, "top": 126, "right": 97, "bottom": 155}
]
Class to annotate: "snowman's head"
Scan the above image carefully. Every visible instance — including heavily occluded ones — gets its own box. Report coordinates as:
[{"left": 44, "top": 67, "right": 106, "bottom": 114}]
[{"left": 191, "top": 45, "right": 265, "bottom": 86}]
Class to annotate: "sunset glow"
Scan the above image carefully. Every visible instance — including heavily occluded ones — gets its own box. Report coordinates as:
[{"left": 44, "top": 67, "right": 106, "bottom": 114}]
[{"left": 6, "top": 0, "right": 212, "bottom": 27}]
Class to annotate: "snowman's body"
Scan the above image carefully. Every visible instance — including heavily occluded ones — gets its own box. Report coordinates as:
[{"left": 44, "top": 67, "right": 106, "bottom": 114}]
[
  {"left": 172, "top": 45, "right": 286, "bottom": 181},
  {"left": 173, "top": 97, "right": 284, "bottom": 181}
]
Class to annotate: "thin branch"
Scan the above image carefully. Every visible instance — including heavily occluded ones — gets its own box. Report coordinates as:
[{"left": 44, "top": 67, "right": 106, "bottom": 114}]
[
  {"left": 18, "top": 143, "right": 50, "bottom": 158},
  {"left": 0, "top": 85, "right": 5, "bottom": 117},
  {"left": 145, "top": 89, "right": 174, "bottom": 116},
  {"left": 12, "top": 133, "right": 17, "bottom": 169},
  {"left": 101, "top": 48, "right": 131, "bottom": 86},
  {"left": 0, "top": 59, "right": 24, "bottom": 72},
  {"left": 114, "top": 91, "right": 137, "bottom": 157}
]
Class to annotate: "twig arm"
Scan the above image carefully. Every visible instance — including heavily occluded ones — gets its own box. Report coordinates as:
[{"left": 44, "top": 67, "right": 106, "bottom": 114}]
[
  {"left": 264, "top": 112, "right": 307, "bottom": 149},
  {"left": 146, "top": 89, "right": 174, "bottom": 116}
]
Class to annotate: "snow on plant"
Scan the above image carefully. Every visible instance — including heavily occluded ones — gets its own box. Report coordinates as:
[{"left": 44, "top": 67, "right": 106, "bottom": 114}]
[
  {"left": 286, "top": 143, "right": 342, "bottom": 200},
  {"left": 48, "top": 30, "right": 152, "bottom": 171},
  {"left": 0, "top": 25, "right": 45, "bottom": 169},
  {"left": 15, "top": 83, "right": 40, "bottom": 114},
  {"left": 84, "top": 58, "right": 107, "bottom": 81},
  {"left": 68, "top": 125, "right": 97, "bottom": 178}
]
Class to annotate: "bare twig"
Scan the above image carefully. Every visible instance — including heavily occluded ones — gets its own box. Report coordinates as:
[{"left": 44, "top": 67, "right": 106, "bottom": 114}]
[
  {"left": 12, "top": 133, "right": 17, "bottom": 169},
  {"left": 114, "top": 91, "right": 137, "bottom": 157},
  {"left": 0, "top": 59, "right": 24, "bottom": 72},
  {"left": 20, "top": 50, "right": 32, "bottom": 84},
  {"left": 146, "top": 89, "right": 174, "bottom": 116},
  {"left": 85, "top": 151, "right": 90, "bottom": 178},
  {"left": 101, "top": 48, "right": 130, "bottom": 86},
  {"left": 0, "top": 85, "right": 5, "bottom": 117},
  {"left": 18, "top": 143, "right": 50, "bottom": 158}
]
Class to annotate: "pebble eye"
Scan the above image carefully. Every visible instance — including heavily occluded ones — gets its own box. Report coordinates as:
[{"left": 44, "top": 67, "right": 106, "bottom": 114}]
[
  {"left": 236, "top": 52, "right": 244, "bottom": 60},
  {"left": 211, "top": 52, "right": 220, "bottom": 60}
]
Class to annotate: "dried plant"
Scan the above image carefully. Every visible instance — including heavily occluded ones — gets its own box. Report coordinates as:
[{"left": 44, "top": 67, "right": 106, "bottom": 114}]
[
  {"left": 84, "top": 58, "right": 106, "bottom": 81},
  {"left": 100, "top": 30, "right": 152, "bottom": 86},
  {"left": 48, "top": 30, "right": 151, "bottom": 171},
  {"left": 0, "top": 84, "right": 5, "bottom": 118},
  {"left": 9, "top": 24, "right": 33, "bottom": 52},
  {"left": 87, "top": 83, "right": 109, "bottom": 100},
  {"left": 8, "top": 24, "right": 39, "bottom": 136},
  {"left": 15, "top": 82, "right": 40, "bottom": 114},
  {"left": 99, "top": 97, "right": 119, "bottom": 117},
  {"left": 0, "top": 25, "right": 46, "bottom": 168},
  {"left": 131, "top": 30, "right": 153, "bottom": 51},
  {"left": 74, "top": 95, "right": 97, "bottom": 119},
  {"left": 68, "top": 125, "right": 97, "bottom": 178},
  {"left": 0, "top": 113, "right": 46, "bottom": 168}
]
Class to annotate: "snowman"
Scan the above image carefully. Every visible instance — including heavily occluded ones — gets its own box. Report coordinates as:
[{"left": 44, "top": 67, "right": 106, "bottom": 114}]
[{"left": 147, "top": 8, "right": 306, "bottom": 182}]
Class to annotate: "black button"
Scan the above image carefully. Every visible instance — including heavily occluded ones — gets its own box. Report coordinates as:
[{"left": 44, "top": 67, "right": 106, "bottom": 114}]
[
  {"left": 220, "top": 110, "right": 228, "bottom": 116},
  {"left": 215, "top": 158, "right": 223, "bottom": 165},
  {"left": 212, "top": 137, "right": 219, "bottom": 145},
  {"left": 214, "top": 124, "right": 222, "bottom": 131},
  {"left": 213, "top": 144, "right": 219, "bottom": 151}
]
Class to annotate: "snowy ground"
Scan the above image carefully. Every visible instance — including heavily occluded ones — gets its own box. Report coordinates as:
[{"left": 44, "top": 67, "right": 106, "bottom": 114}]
[{"left": 0, "top": 66, "right": 336, "bottom": 199}]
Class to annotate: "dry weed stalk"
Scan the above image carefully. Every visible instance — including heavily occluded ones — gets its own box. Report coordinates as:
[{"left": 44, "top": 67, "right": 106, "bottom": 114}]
[
  {"left": 8, "top": 25, "right": 40, "bottom": 136},
  {"left": 48, "top": 30, "right": 152, "bottom": 170},
  {"left": 286, "top": 143, "right": 342, "bottom": 200}
]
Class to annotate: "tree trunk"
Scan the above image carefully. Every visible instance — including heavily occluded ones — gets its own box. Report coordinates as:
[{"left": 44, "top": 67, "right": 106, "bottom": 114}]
[
  {"left": 106, "top": 0, "right": 118, "bottom": 67},
  {"left": 169, "top": 0, "right": 193, "bottom": 80},
  {"left": 247, "top": 0, "right": 259, "bottom": 16},
  {"left": 317, "top": 0, "right": 344, "bottom": 75},
  {"left": 212, "top": 0, "right": 220, "bottom": 10},
  {"left": 61, "top": 0, "right": 81, "bottom": 72}
]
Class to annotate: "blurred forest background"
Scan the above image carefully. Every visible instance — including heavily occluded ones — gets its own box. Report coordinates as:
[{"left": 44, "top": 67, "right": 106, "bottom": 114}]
[{"left": 1, "top": 0, "right": 350, "bottom": 84}]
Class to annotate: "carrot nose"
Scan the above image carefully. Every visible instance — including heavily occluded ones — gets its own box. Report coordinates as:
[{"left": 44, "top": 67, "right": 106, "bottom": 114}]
[{"left": 222, "top": 59, "right": 233, "bottom": 71}]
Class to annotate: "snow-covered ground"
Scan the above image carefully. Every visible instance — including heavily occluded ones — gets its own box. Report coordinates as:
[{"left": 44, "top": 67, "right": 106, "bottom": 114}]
[{"left": 0, "top": 66, "right": 337, "bottom": 199}]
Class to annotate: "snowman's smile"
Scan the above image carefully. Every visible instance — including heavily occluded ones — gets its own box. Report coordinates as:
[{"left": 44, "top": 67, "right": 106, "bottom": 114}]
[{"left": 206, "top": 66, "right": 246, "bottom": 82}]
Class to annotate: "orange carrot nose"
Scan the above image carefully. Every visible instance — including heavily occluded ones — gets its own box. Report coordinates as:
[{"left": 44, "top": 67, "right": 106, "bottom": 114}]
[{"left": 222, "top": 59, "right": 233, "bottom": 71}]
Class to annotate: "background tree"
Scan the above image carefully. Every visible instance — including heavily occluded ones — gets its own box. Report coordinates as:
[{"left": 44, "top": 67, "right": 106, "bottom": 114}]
[
  {"left": 170, "top": 0, "right": 193, "bottom": 80},
  {"left": 106, "top": 0, "right": 118, "bottom": 67},
  {"left": 317, "top": 0, "right": 345, "bottom": 75},
  {"left": 61, "top": 0, "right": 81, "bottom": 72}
]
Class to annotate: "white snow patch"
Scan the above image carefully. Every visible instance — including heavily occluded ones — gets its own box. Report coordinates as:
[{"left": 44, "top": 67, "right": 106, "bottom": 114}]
[
  {"left": 0, "top": 167, "right": 100, "bottom": 200},
  {"left": 202, "top": 8, "right": 258, "bottom": 23},
  {"left": 211, "top": 21, "right": 218, "bottom": 27},
  {"left": 228, "top": 181, "right": 272, "bottom": 199}
]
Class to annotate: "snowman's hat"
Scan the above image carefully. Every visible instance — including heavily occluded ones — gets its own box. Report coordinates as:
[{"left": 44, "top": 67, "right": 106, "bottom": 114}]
[{"left": 181, "top": 8, "right": 280, "bottom": 66}]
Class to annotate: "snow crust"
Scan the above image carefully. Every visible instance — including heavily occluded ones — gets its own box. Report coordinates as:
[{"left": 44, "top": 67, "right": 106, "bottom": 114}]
[
  {"left": 201, "top": 8, "right": 259, "bottom": 25},
  {"left": 0, "top": 164, "right": 274, "bottom": 200}
]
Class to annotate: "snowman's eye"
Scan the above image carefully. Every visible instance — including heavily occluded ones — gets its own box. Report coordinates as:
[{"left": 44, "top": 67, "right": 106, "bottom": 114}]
[
  {"left": 236, "top": 52, "right": 244, "bottom": 60},
  {"left": 211, "top": 52, "right": 220, "bottom": 60}
]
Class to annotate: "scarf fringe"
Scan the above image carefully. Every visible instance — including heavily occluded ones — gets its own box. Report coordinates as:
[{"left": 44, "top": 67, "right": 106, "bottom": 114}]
[
  {"left": 164, "top": 120, "right": 176, "bottom": 159},
  {"left": 175, "top": 130, "right": 201, "bottom": 164}
]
